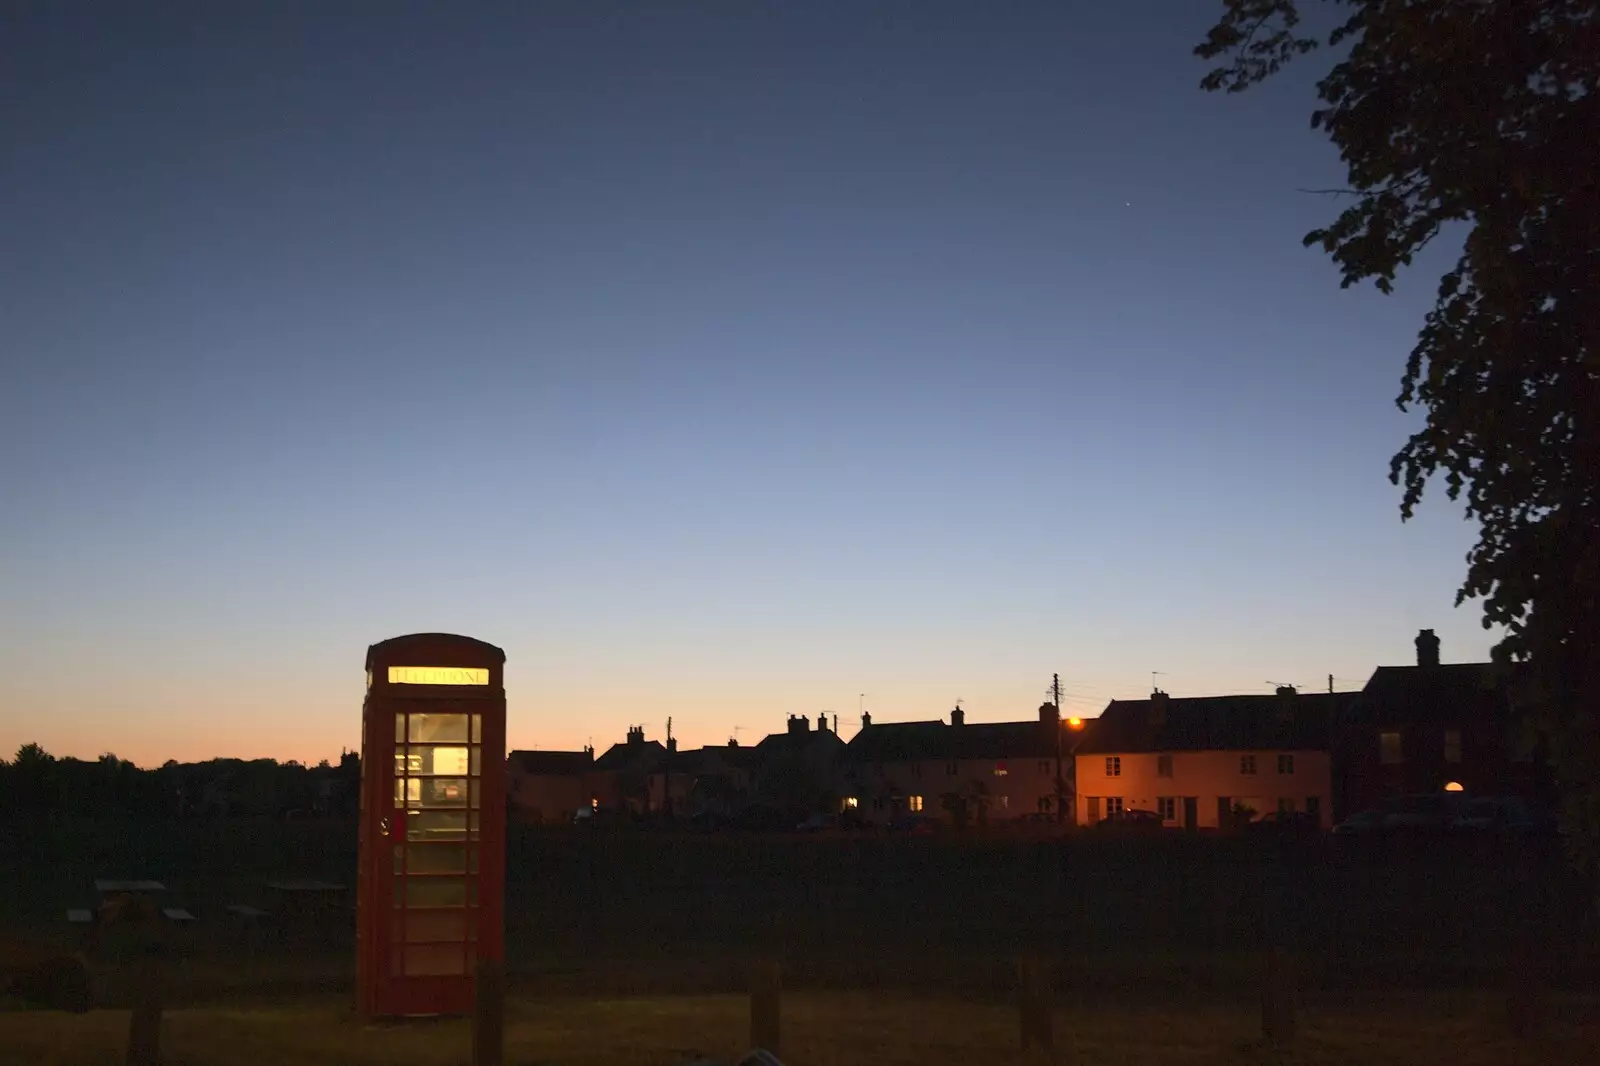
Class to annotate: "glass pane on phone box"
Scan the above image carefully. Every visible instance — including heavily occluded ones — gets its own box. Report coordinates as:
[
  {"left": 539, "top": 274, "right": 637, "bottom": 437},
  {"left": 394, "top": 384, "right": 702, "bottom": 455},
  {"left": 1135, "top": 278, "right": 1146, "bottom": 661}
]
[
  {"left": 409, "top": 713, "right": 469, "bottom": 744},
  {"left": 404, "top": 878, "right": 467, "bottom": 908},
  {"left": 404, "top": 909, "right": 466, "bottom": 942},
  {"left": 469, "top": 747, "right": 481, "bottom": 776},
  {"left": 407, "top": 811, "right": 468, "bottom": 840},
  {"left": 406, "top": 842, "right": 468, "bottom": 874},
  {"left": 469, "top": 779, "right": 480, "bottom": 808},
  {"left": 470, "top": 715, "right": 481, "bottom": 743},
  {"left": 394, "top": 778, "right": 422, "bottom": 806},
  {"left": 394, "top": 714, "right": 406, "bottom": 743},
  {"left": 421, "top": 778, "right": 469, "bottom": 807},
  {"left": 406, "top": 943, "right": 465, "bottom": 976},
  {"left": 424, "top": 746, "right": 469, "bottom": 775}
]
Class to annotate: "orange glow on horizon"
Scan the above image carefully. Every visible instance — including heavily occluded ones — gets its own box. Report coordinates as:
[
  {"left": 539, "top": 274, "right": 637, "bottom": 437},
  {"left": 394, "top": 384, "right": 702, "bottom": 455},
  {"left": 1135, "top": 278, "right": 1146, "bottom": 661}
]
[
  {"left": 1444, "top": 781, "right": 1465, "bottom": 792},
  {"left": 1067, "top": 717, "right": 1084, "bottom": 730}
]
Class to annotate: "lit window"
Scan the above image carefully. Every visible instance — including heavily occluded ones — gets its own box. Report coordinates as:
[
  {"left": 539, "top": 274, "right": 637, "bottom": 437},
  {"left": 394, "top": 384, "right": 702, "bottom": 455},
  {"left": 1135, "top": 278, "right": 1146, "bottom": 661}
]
[
  {"left": 1444, "top": 729, "right": 1462, "bottom": 764},
  {"left": 1380, "top": 732, "right": 1403, "bottom": 765},
  {"left": 994, "top": 762, "right": 1009, "bottom": 776},
  {"left": 1157, "top": 796, "right": 1175, "bottom": 821},
  {"left": 1277, "top": 753, "right": 1294, "bottom": 775},
  {"left": 908, "top": 795, "right": 924, "bottom": 812},
  {"left": 1105, "top": 797, "right": 1124, "bottom": 816},
  {"left": 1156, "top": 754, "right": 1173, "bottom": 778},
  {"left": 1240, "top": 754, "right": 1257, "bottom": 775},
  {"left": 843, "top": 796, "right": 859, "bottom": 809},
  {"left": 1106, "top": 757, "right": 1121, "bottom": 778}
]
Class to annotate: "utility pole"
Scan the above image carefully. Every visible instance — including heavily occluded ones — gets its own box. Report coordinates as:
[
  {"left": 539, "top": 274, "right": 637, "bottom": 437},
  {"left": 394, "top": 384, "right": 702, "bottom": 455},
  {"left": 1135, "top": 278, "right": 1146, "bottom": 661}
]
[{"left": 1053, "top": 673, "right": 1065, "bottom": 825}]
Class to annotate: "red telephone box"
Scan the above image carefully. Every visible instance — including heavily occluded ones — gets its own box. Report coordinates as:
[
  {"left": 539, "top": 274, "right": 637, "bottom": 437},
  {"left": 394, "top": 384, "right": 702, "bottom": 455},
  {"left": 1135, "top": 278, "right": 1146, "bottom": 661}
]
[{"left": 357, "top": 633, "right": 506, "bottom": 1017}]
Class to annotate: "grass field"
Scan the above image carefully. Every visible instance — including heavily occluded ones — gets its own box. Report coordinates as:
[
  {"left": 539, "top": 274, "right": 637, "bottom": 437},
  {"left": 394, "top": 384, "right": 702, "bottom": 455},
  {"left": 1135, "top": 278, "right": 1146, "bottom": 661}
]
[{"left": 4, "top": 989, "right": 1599, "bottom": 1066}]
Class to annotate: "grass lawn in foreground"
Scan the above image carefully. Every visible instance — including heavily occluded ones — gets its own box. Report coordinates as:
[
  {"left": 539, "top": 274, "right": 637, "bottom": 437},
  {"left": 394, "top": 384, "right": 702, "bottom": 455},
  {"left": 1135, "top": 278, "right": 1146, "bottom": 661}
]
[{"left": 2, "top": 990, "right": 1597, "bottom": 1066}]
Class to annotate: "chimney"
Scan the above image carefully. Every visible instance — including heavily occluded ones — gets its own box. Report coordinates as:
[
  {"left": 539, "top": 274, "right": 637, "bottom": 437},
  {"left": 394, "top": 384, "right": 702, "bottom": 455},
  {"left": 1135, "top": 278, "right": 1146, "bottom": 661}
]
[
  {"left": 1275, "top": 685, "right": 1297, "bottom": 698},
  {"left": 728, "top": 737, "right": 739, "bottom": 748},
  {"left": 626, "top": 726, "right": 644, "bottom": 747},
  {"left": 667, "top": 737, "right": 678, "bottom": 753},
  {"left": 1416, "top": 628, "right": 1441, "bottom": 668},
  {"left": 816, "top": 712, "right": 828, "bottom": 733},
  {"left": 1038, "top": 702, "right": 1059, "bottom": 727},
  {"left": 1150, "top": 689, "right": 1169, "bottom": 731},
  {"left": 861, "top": 710, "right": 872, "bottom": 728},
  {"left": 833, "top": 714, "right": 838, "bottom": 734},
  {"left": 950, "top": 705, "right": 965, "bottom": 727},
  {"left": 1275, "top": 685, "right": 1297, "bottom": 724},
  {"left": 788, "top": 714, "right": 809, "bottom": 736}
]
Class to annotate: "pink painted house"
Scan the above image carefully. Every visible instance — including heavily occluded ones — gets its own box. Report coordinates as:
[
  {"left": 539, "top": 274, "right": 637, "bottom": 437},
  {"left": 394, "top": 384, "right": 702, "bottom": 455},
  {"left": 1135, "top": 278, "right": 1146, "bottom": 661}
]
[{"left": 1073, "top": 687, "right": 1353, "bottom": 830}]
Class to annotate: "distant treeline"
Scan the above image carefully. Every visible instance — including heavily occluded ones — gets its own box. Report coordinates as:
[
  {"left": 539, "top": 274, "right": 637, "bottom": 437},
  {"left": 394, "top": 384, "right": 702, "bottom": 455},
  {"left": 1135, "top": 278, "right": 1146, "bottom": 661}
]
[{"left": 0, "top": 743, "right": 360, "bottom": 819}]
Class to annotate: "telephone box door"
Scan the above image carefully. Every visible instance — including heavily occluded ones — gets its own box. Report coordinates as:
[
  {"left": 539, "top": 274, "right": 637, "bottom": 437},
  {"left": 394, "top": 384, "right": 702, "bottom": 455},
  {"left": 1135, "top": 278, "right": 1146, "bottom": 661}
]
[{"left": 357, "top": 635, "right": 506, "bottom": 1019}]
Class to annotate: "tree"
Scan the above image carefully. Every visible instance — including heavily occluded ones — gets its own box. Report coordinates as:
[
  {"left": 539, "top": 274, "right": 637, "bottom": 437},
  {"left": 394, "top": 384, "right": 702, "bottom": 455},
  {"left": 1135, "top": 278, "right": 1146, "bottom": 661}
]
[{"left": 1197, "top": 0, "right": 1598, "bottom": 873}]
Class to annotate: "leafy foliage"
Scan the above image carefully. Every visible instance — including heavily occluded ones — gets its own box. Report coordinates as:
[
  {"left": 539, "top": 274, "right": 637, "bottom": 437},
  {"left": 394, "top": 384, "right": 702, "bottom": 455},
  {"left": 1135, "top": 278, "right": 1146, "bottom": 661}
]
[{"left": 1197, "top": 1, "right": 1599, "bottom": 871}]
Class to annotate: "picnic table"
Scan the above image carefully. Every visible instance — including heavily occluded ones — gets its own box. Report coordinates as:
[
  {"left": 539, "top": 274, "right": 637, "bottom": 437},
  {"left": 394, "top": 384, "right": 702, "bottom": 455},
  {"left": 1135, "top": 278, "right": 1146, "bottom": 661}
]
[{"left": 264, "top": 880, "right": 348, "bottom": 947}]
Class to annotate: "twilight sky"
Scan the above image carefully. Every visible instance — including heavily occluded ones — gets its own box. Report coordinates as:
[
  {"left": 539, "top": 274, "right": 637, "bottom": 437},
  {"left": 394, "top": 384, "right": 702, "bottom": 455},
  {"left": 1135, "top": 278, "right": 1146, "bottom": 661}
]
[{"left": 1, "top": 1, "right": 1495, "bottom": 767}]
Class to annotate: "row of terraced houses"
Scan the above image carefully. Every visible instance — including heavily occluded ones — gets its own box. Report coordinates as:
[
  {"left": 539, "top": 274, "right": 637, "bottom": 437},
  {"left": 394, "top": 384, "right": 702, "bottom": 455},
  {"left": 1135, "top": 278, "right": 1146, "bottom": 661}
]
[{"left": 507, "top": 630, "right": 1553, "bottom": 830}]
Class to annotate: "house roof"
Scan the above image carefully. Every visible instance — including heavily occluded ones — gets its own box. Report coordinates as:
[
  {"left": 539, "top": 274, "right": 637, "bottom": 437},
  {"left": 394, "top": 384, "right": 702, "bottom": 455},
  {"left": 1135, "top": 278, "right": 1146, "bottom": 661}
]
[
  {"left": 843, "top": 718, "right": 1059, "bottom": 763},
  {"left": 1071, "top": 692, "right": 1351, "bottom": 755},
  {"left": 754, "top": 728, "right": 846, "bottom": 756},
  {"left": 593, "top": 739, "right": 667, "bottom": 773},
  {"left": 1356, "top": 663, "right": 1511, "bottom": 724},
  {"left": 507, "top": 749, "right": 592, "bottom": 776}
]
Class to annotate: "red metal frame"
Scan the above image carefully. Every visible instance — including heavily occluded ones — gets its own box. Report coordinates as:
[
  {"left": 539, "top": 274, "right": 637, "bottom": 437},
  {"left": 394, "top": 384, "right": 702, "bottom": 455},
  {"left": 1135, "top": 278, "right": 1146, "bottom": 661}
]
[{"left": 357, "top": 634, "right": 506, "bottom": 1018}]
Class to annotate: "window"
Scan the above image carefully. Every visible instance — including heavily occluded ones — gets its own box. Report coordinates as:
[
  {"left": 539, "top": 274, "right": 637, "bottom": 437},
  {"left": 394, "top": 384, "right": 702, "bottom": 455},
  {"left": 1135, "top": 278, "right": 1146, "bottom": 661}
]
[
  {"left": 1039, "top": 761, "right": 1052, "bottom": 775},
  {"left": 1444, "top": 729, "right": 1462, "bottom": 764},
  {"left": 908, "top": 795, "right": 923, "bottom": 812},
  {"left": 1157, "top": 754, "right": 1173, "bottom": 778},
  {"left": 872, "top": 797, "right": 885, "bottom": 811},
  {"left": 1157, "top": 796, "right": 1176, "bottom": 821},
  {"left": 1380, "top": 731, "right": 1403, "bottom": 765},
  {"left": 1105, "top": 756, "right": 1122, "bottom": 777},
  {"left": 1277, "top": 753, "right": 1294, "bottom": 775},
  {"left": 946, "top": 761, "right": 959, "bottom": 776},
  {"left": 1278, "top": 797, "right": 1295, "bottom": 814},
  {"left": 1105, "top": 797, "right": 1124, "bottom": 816},
  {"left": 843, "top": 797, "right": 859, "bottom": 809},
  {"left": 1240, "top": 754, "right": 1257, "bottom": 775},
  {"left": 996, "top": 795, "right": 1010, "bottom": 810},
  {"left": 993, "top": 762, "right": 1009, "bottom": 776},
  {"left": 1037, "top": 796, "right": 1052, "bottom": 813},
  {"left": 1305, "top": 796, "right": 1321, "bottom": 821}
]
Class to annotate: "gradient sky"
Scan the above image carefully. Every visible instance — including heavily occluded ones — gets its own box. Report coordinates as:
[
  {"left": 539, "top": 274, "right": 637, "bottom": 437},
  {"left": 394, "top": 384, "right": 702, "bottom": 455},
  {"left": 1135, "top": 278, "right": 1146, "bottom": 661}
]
[{"left": 1, "top": 1, "right": 1496, "bottom": 767}]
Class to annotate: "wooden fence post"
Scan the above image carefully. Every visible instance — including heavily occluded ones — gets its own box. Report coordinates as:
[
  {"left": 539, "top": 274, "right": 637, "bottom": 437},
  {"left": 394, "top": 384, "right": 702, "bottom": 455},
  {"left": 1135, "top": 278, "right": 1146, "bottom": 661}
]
[
  {"left": 1260, "top": 946, "right": 1295, "bottom": 1045},
  {"left": 472, "top": 957, "right": 506, "bottom": 1066},
  {"left": 749, "top": 960, "right": 781, "bottom": 1056},
  {"left": 125, "top": 944, "right": 162, "bottom": 1066},
  {"left": 1017, "top": 956, "right": 1053, "bottom": 1053}
]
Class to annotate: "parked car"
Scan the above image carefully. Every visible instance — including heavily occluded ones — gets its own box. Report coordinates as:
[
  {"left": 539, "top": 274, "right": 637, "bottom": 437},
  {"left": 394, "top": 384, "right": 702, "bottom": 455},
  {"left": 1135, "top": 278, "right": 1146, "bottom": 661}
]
[
  {"left": 1246, "top": 811, "right": 1320, "bottom": 834},
  {"left": 1448, "top": 796, "right": 1557, "bottom": 837},
  {"left": 886, "top": 814, "right": 936, "bottom": 835},
  {"left": 1332, "top": 809, "right": 1386, "bottom": 835},
  {"left": 1096, "top": 809, "right": 1164, "bottom": 831}
]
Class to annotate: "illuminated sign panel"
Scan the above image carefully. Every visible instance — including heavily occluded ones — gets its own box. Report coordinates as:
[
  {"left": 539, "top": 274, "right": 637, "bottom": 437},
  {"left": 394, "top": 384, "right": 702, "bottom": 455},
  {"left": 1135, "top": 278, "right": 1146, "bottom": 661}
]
[{"left": 387, "top": 666, "right": 490, "bottom": 686}]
